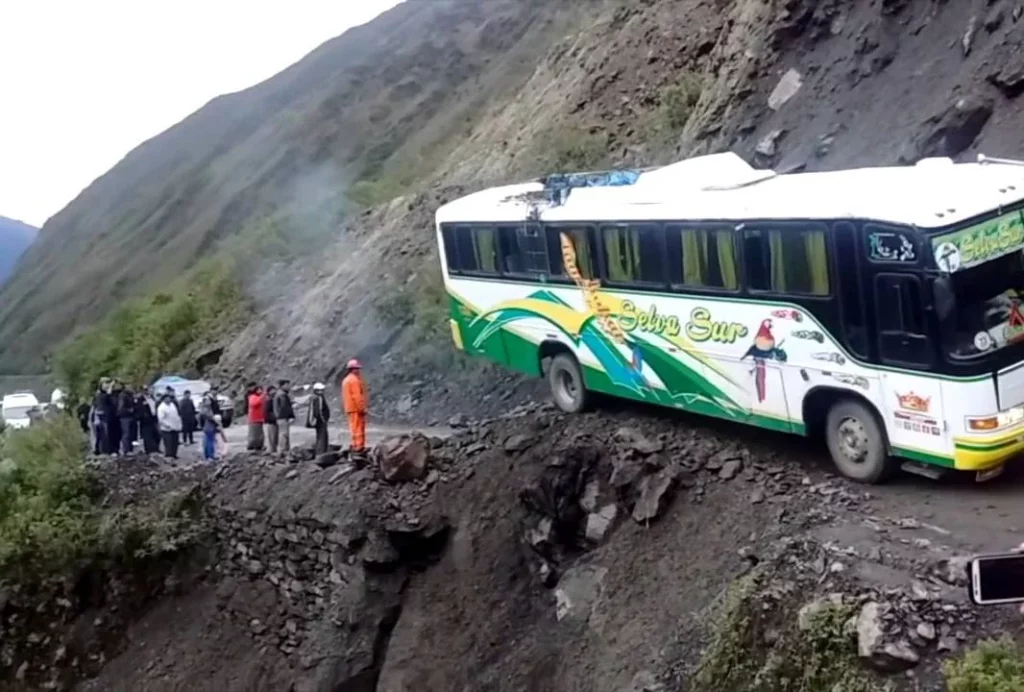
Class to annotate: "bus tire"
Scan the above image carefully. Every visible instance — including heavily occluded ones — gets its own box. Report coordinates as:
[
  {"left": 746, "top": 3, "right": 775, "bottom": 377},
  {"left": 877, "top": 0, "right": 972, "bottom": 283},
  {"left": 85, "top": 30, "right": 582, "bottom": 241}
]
[
  {"left": 548, "top": 353, "right": 589, "bottom": 413},
  {"left": 825, "top": 399, "right": 894, "bottom": 484}
]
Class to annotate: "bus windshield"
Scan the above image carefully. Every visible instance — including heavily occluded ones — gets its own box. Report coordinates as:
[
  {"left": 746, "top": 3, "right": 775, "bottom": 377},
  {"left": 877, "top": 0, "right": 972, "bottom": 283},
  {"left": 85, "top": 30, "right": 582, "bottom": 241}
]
[{"left": 946, "top": 252, "right": 1024, "bottom": 360}]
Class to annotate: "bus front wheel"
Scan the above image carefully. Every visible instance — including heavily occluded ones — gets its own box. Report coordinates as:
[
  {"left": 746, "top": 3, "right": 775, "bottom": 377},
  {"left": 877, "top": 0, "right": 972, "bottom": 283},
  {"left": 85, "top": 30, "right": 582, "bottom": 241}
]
[
  {"left": 548, "top": 353, "right": 589, "bottom": 413},
  {"left": 825, "top": 399, "right": 894, "bottom": 484}
]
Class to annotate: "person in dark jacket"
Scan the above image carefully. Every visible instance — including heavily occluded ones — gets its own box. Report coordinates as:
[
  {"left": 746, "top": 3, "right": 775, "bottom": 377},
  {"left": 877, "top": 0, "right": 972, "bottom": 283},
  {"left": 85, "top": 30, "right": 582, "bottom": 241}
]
[
  {"left": 263, "top": 385, "right": 279, "bottom": 453},
  {"left": 116, "top": 384, "right": 136, "bottom": 455},
  {"left": 273, "top": 379, "right": 295, "bottom": 453},
  {"left": 91, "top": 382, "right": 111, "bottom": 455},
  {"left": 76, "top": 402, "right": 90, "bottom": 434},
  {"left": 135, "top": 387, "right": 159, "bottom": 454},
  {"left": 180, "top": 391, "right": 197, "bottom": 445},
  {"left": 105, "top": 381, "right": 120, "bottom": 456},
  {"left": 307, "top": 382, "right": 330, "bottom": 455}
]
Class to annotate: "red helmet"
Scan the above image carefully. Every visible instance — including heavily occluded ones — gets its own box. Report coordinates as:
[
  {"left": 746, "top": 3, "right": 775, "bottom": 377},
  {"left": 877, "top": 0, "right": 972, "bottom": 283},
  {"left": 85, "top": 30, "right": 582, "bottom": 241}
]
[{"left": 347, "top": 359, "right": 361, "bottom": 370}]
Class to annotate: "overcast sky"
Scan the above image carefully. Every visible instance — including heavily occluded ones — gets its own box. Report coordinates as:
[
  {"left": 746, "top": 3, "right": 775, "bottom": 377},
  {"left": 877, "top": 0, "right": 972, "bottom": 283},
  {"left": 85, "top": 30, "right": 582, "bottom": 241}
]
[{"left": 0, "top": 0, "right": 402, "bottom": 228}]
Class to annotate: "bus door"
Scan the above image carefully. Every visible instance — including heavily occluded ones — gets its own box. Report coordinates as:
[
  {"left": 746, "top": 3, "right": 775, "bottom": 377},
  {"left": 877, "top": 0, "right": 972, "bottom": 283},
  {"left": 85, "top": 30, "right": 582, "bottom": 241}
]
[{"left": 871, "top": 272, "right": 949, "bottom": 461}]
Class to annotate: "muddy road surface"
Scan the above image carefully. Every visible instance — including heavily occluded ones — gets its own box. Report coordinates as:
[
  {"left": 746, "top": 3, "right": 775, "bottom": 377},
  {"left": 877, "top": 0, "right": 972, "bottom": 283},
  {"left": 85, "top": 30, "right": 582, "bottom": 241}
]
[
  {"left": 566, "top": 397, "right": 1024, "bottom": 556},
  {"left": 219, "top": 419, "right": 453, "bottom": 452},
  {"left": 214, "top": 395, "right": 1024, "bottom": 555}
]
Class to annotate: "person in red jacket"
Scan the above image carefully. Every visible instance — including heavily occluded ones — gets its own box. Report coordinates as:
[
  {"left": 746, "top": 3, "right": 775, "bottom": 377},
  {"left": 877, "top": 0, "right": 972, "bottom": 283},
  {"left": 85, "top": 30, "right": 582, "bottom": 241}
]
[
  {"left": 341, "top": 360, "right": 368, "bottom": 454},
  {"left": 246, "top": 385, "right": 266, "bottom": 451}
]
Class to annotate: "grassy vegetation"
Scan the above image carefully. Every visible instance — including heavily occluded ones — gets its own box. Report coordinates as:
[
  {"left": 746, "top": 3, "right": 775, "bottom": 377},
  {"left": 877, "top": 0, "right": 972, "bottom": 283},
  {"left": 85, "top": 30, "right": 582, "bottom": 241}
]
[
  {"left": 372, "top": 259, "right": 505, "bottom": 379},
  {"left": 944, "top": 637, "right": 1024, "bottom": 692},
  {"left": 694, "top": 574, "right": 885, "bottom": 692},
  {"left": 638, "top": 75, "right": 704, "bottom": 153},
  {"left": 51, "top": 217, "right": 308, "bottom": 410},
  {"left": 532, "top": 126, "right": 611, "bottom": 174},
  {"left": 374, "top": 261, "right": 452, "bottom": 346},
  {"left": 0, "top": 418, "right": 206, "bottom": 581},
  {"left": 54, "top": 257, "right": 243, "bottom": 408},
  {"left": 659, "top": 75, "right": 702, "bottom": 132},
  {"left": 348, "top": 175, "right": 412, "bottom": 208}
]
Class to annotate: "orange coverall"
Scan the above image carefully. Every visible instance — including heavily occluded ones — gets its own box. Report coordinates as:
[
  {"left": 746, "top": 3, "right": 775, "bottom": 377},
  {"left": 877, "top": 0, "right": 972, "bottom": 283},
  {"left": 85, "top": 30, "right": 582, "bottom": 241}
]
[{"left": 341, "top": 372, "right": 367, "bottom": 452}]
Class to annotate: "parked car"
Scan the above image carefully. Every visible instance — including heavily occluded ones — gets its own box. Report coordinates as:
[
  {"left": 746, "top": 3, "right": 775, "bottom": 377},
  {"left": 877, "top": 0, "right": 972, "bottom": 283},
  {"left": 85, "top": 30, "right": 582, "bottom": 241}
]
[
  {"left": 151, "top": 376, "right": 235, "bottom": 427},
  {"left": 1, "top": 392, "right": 40, "bottom": 429}
]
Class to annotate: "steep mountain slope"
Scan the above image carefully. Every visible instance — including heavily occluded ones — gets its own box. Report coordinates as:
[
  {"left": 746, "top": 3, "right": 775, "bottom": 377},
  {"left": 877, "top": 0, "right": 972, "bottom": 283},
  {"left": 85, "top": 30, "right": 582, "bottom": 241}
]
[
  {"left": 0, "top": 0, "right": 579, "bottom": 373},
  {"left": 215, "top": 0, "right": 1024, "bottom": 417},
  {"left": 0, "top": 216, "right": 37, "bottom": 286},
  {"left": 8, "top": 0, "right": 1024, "bottom": 388}
]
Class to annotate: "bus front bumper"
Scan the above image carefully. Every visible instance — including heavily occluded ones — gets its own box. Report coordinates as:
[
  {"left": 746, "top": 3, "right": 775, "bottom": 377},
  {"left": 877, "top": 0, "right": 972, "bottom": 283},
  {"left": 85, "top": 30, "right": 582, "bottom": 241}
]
[{"left": 953, "top": 428, "right": 1024, "bottom": 474}]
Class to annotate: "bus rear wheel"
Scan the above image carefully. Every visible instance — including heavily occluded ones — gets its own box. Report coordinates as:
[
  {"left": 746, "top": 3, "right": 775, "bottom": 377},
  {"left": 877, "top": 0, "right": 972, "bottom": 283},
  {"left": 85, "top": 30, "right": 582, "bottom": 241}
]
[
  {"left": 548, "top": 353, "right": 589, "bottom": 413},
  {"left": 825, "top": 399, "right": 894, "bottom": 484}
]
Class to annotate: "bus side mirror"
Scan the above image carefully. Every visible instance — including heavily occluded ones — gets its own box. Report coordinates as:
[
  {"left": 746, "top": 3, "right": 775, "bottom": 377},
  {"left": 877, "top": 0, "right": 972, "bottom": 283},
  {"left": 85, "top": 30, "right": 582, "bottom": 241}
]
[{"left": 933, "top": 277, "right": 955, "bottom": 322}]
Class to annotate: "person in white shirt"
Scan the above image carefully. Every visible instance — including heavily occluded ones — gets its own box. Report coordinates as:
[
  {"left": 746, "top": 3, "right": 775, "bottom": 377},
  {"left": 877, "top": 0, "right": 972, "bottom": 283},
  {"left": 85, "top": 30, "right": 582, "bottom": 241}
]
[{"left": 157, "top": 393, "right": 183, "bottom": 459}]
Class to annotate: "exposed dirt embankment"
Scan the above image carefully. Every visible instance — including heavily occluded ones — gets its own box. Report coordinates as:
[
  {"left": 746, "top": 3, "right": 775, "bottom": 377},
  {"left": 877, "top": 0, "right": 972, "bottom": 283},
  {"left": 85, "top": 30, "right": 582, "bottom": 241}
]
[{"left": 6, "top": 405, "right": 1021, "bottom": 691}]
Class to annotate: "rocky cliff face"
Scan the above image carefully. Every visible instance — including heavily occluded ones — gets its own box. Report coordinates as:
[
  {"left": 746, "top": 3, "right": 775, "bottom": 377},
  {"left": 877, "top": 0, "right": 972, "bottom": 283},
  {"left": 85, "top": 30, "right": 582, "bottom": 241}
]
[{"left": 6, "top": 405, "right": 1018, "bottom": 691}]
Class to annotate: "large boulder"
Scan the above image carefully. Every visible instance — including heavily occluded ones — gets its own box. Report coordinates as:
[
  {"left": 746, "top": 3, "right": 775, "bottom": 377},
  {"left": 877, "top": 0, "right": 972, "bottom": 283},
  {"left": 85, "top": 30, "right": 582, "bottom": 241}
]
[{"left": 374, "top": 434, "right": 429, "bottom": 482}]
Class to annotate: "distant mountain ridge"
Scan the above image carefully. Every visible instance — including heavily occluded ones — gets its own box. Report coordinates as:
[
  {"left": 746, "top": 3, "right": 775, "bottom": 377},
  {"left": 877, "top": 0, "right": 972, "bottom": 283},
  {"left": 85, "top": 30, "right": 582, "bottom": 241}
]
[{"left": 0, "top": 216, "right": 37, "bottom": 286}]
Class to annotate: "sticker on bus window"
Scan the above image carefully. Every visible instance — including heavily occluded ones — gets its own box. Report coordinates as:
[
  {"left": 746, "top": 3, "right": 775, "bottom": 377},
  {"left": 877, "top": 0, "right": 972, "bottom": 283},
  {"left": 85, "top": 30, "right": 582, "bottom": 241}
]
[
  {"left": 869, "top": 231, "right": 916, "bottom": 263},
  {"left": 974, "top": 331, "right": 994, "bottom": 352},
  {"left": 934, "top": 242, "right": 962, "bottom": 273}
]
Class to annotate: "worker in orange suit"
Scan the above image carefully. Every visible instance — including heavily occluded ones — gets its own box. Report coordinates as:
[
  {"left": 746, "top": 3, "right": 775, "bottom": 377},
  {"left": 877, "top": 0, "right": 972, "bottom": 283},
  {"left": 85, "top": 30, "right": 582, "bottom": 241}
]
[{"left": 341, "top": 359, "right": 368, "bottom": 454}]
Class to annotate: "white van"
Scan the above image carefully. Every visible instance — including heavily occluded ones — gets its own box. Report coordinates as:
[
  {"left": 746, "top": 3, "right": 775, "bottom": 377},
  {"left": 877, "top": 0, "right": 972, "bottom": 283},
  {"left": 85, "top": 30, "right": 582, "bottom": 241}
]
[{"left": 2, "top": 392, "right": 40, "bottom": 429}]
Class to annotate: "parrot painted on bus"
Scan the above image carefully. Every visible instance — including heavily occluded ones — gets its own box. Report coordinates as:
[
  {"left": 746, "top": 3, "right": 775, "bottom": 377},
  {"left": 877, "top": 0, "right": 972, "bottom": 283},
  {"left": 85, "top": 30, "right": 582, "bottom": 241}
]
[{"left": 741, "top": 318, "right": 786, "bottom": 403}]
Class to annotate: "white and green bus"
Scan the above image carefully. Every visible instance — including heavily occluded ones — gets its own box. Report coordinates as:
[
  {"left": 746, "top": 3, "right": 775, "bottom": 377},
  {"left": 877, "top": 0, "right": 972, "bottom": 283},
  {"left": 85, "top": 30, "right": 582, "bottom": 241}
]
[{"left": 434, "top": 152, "right": 1024, "bottom": 484}]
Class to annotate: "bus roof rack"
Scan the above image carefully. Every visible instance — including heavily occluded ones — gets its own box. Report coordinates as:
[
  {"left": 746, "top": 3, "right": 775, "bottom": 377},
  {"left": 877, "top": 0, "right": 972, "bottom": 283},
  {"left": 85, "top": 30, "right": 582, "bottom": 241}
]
[{"left": 978, "top": 153, "right": 1024, "bottom": 167}]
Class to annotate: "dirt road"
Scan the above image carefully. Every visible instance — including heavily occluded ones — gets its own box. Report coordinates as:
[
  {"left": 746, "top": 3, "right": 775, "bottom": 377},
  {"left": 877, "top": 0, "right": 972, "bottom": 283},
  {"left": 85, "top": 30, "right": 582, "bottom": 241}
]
[
  {"left": 220, "top": 419, "right": 453, "bottom": 452},
  {"left": 218, "top": 397, "right": 1024, "bottom": 556},
  {"left": 586, "top": 398, "right": 1024, "bottom": 556}
]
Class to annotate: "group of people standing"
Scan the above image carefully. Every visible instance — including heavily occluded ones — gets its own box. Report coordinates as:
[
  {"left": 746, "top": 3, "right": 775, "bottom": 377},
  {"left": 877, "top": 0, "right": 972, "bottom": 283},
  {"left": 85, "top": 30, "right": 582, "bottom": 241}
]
[
  {"left": 243, "top": 378, "right": 296, "bottom": 454},
  {"left": 243, "top": 360, "right": 368, "bottom": 457},
  {"left": 81, "top": 379, "right": 226, "bottom": 461}
]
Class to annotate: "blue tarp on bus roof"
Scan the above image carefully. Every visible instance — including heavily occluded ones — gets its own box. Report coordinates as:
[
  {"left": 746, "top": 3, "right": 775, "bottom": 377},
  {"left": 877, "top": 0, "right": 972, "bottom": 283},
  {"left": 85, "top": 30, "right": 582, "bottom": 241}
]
[
  {"left": 542, "top": 169, "right": 640, "bottom": 190},
  {"left": 539, "top": 169, "right": 641, "bottom": 207}
]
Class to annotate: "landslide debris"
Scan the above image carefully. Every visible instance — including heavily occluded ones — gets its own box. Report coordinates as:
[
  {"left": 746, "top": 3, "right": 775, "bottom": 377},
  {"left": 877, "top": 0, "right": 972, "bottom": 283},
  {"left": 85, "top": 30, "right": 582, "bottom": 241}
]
[{"left": 6, "top": 404, "right": 1013, "bottom": 692}]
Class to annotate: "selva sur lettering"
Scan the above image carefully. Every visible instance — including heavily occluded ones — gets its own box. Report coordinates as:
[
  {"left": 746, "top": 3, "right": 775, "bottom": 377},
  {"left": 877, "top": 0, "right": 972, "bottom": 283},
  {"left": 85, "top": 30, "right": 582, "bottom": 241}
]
[
  {"left": 617, "top": 301, "right": 682, "bottom": 336},
  {"left": 685, "top": 307, "right": 748, "bottom": 344}
]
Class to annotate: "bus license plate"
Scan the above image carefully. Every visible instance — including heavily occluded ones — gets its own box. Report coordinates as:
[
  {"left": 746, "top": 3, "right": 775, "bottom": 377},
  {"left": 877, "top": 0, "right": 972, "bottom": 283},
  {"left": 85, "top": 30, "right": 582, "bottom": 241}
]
[{"left": 977, "top": 465, "right": 1005, "bottom": 483}]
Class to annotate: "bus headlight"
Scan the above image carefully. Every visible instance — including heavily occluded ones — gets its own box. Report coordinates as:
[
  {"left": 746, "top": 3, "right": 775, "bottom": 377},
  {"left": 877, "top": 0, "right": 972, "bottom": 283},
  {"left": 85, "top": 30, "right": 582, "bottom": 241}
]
[
  {"left": 967, "top": 408, "right": 1024, "bottom": 431},
  {"left": 999, "top": 407, "right": 1024, "bottom": 428},
  {"left": 968, "top": 416, "right": 1000, "bottom": 431}
]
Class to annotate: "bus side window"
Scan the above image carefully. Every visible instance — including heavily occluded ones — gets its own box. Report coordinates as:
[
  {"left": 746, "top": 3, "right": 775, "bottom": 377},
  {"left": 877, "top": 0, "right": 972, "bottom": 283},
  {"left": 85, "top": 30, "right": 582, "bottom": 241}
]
[
  {"left": 666, "top": 225, "right": 739, "bottom": 290},
  {"left": 875, "top": 273, "right": 933, "bottom": 367},
  {"left": 600, "top": 224, "right": 666, "bottom": 286},
  {"left": 499, "top": 225, "right": 549, "bottom": 276},
  {"left": 546, "top": 226, "right": 595, "bottom": 279},
  {"left": 834, "top": 222, "right": 868, "bottom": 359},
  {"left": 454, "top": 226, "right": 498, "bottom": 274},
  {"left": 441, "top": 226, "right": 459, "bottom": 271},
  {"left": 743, "top": 225, "right": 830, "bottom": 296}
]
